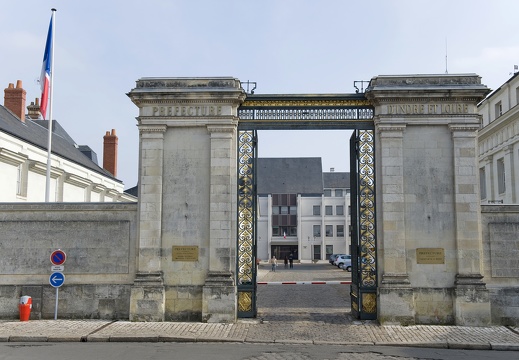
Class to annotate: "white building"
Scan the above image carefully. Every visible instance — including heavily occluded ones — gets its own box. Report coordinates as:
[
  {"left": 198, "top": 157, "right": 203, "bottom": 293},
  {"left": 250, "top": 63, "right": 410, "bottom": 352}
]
[
  {"left": 478, "top": 70, "right": 519, "bottom": 204},
  {"left": 0, "top": 80, "right": 136, "bottom": 202},
  {"left": 256, "top": 157, "right": 350, "bottom": 262}
]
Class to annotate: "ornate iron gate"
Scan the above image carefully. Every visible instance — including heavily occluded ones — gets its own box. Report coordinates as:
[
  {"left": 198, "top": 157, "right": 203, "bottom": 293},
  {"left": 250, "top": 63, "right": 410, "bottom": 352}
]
[
  {"left": 350, "top": 129, "right": 377, "bottom": 320},
  {"left": 237, "top": 94, "right": 376, "bottom": 319},
  {"left": 237, "top": 130, "right": 257, "bottom": 318}
]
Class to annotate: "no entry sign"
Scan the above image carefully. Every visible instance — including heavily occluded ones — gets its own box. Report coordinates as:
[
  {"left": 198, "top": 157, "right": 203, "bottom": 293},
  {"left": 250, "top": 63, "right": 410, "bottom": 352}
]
[{"left": 50, "top": 249, "right": 66, "bottom": 266}]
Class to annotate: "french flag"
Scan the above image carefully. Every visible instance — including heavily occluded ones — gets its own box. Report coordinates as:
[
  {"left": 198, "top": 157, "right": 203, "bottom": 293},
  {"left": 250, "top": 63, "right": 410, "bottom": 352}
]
[{"left": 39, "top": 14, "right": 54, "bottom": 120}]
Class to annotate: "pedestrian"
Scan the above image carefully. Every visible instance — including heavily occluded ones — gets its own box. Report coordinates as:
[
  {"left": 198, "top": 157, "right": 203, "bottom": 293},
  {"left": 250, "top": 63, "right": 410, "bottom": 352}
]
[
  {"left": 289, "top": 253, "right": 294, "bottom": 268},
  {"left": 284, "top": 255, "right": 288, "bottom": 269},
  {"left": 270, "top": 256, "right": 277, "bottom": 272}
]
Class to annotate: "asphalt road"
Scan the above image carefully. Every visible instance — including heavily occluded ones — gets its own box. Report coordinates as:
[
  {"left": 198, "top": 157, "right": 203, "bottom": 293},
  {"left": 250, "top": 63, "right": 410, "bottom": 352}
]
[{"left": 0, "top": 342, "right": 515, "bottom": 360}]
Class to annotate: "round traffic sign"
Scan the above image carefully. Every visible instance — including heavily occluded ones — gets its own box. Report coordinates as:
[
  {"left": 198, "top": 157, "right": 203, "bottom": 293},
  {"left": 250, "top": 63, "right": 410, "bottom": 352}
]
[
  {"left": 49, "top": 272, "right": 65, "bottom": 288},
  {"left": 50, "top": 249, "right": 66, "bottom": 265}
]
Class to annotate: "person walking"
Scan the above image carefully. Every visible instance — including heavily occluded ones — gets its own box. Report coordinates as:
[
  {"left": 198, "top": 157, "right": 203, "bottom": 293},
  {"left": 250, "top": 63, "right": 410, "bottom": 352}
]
[
  {"left": 270, "top": 256, "right": 277, "bottom": 272},
  {"left": 284, "top": 255, "right": 288, "bottom": 269},
  {"left": 289, "top": 253, "right": 294, "bottom": 269}
]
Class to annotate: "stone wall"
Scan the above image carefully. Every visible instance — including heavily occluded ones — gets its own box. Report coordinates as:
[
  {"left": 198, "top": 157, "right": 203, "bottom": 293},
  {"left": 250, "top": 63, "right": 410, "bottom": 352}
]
[
  {"left": 0, "top": 203, "right": 137, "bottom": 320},
  {"left": 481, "top": 205, "right": 519, "bottom": 326}
]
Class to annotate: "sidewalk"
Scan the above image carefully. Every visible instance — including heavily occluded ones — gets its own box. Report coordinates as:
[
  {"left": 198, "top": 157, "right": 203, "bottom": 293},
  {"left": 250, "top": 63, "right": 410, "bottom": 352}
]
[{"left": 1, "top": 264, "right": 518, "bottom": 350}]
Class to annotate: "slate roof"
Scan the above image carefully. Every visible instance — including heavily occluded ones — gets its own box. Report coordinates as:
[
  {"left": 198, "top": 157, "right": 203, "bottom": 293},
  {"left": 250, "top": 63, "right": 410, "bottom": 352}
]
[
  {"left": 323, "top": 172, "right": 350, "bottom": 189},
  {"left": 257, "top": 157, "right": 323, "bottom": 195},
  {"left": 0, "top": 105, "right": 120, "bottom": 182}
]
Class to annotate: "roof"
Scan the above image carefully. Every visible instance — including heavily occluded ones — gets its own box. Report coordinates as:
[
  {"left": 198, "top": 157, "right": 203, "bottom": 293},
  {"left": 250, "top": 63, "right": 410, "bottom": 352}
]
[
  {"left": 323, "top": 172, "right": 350, "bottom": 189},
  {"left": 0, "top": 105, "right": 120, "bottom": 182},
  {"left": 257, "top": 158, "right": 323, "bottom": 195}
]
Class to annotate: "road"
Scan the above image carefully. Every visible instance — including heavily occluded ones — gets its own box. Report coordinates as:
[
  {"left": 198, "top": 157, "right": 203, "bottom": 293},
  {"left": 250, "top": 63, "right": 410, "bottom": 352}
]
[{"left": 0, "top": 342, "right": 515, "bottom": 360}]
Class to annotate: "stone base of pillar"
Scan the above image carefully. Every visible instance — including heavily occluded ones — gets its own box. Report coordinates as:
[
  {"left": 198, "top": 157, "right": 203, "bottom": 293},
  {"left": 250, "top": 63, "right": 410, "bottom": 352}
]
[
  {"left": 202, "top": 271, "right": 236, "bottom": 323},
  {"left": 454, "top": 274, "right": 491, "bottom": 326},
  {"left": 378, "top": 273, "right": 415, "bottom": 325},
  {"left": 129, "top": 271, "right": 165, "bottom": 322}
]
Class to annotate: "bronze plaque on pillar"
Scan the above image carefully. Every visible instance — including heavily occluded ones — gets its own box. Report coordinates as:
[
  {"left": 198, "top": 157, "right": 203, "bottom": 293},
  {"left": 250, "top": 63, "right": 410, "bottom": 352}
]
[
  {"left": 416, "top": 248, "right": 444, "bottom": 264},
  {"left": 172, "top": 246, "right": 199, "bottom": 261}
]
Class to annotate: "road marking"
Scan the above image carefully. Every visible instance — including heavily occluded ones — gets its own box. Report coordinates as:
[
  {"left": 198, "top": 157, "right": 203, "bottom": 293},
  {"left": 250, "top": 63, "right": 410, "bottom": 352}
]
[{"left": 257, "top": 281, "right": 351, "bottom": 285}]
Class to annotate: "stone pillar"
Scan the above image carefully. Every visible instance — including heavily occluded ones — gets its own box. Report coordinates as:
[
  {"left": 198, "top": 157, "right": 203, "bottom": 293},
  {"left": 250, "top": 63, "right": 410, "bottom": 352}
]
[
  {"left": 202, "top": 124, "right": 238, "bottom": 323},
  {"left": 130, "top": 124, "right": 166, "bottom": 322},
  {"left": 128, "top": 77, "right": 244, "bottom": 322},
  {"left": 375, "top": 123, "right": 415, "bottom": 325},
  {"left": 450, "top": 124, "right": 491, "bottom": 326},
  {"left": 367, "top": 74, "right": 491, "bottom": 326}
]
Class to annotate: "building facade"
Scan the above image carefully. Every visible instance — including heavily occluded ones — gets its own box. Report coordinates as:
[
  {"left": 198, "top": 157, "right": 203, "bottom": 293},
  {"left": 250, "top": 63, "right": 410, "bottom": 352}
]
[
  {"left": 1, "top": 81, "right": 136, "bottom": 202},
  {"left": 478, "top": 71, "right": 519, "bottom": 204},
  {"left": 256, "top": 158, "right": 350, "bottom": 262}
]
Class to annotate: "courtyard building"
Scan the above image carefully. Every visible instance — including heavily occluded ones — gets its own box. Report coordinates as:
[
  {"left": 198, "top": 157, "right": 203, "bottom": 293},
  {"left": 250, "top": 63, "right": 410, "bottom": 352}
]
[{"left": 256, "top": 157, "right": 350, "bottom": 262}]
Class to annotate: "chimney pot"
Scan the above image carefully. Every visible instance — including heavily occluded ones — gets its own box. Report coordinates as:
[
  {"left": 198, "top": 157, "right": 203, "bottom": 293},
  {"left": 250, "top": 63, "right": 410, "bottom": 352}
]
[{"left": 4, "top": 80, "right": 26, "bottom": 122}]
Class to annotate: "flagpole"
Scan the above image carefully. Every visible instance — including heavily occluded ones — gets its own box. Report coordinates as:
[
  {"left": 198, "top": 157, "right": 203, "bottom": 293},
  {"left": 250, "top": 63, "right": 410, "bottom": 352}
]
[{"left": 45, "top": 8, "right": 56, "bottom": 202}]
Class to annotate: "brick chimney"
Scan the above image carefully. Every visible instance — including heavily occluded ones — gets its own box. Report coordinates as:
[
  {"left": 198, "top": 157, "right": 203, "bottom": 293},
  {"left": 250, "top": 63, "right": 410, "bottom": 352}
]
[
  {"left": 27, "top": 98, "right": 42, "bottom": 120},
  {"left": 4, "top": 80, "right": 26, "bottom": 122},
  {"left": 103, "top": 129, "right": 118, "bottom": 177}
]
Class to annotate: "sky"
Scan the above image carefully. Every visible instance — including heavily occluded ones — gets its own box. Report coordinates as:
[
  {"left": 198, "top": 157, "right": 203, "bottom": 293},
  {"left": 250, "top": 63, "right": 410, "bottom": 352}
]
[{"left": 2, "top": 0, "right": 519, "bottom": 189}]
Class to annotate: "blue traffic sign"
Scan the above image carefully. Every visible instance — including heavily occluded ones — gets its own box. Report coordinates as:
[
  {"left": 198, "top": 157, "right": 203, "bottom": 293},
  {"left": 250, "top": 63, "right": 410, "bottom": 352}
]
[
  {"left": 49, "top": 272, "right": 65, "bottom": 288},
  {"left": 50, "top": 250, "right": 66, "bottom": 265}
]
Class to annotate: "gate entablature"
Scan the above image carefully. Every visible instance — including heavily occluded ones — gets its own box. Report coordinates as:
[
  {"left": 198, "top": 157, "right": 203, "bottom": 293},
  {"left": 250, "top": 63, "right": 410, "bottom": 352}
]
[{"left": 238, "top": 94, "right": 374, "bottom": 130}]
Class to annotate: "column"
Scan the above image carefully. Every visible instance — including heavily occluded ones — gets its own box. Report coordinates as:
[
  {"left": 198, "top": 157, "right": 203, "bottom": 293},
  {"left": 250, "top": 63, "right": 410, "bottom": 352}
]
[
  {"left": 504, "top": 145, "right": 515, "bottom": 203},
  {"left": 450, "top": 124, "right": 491, "bottom": 326},
  {"left": 202, "top": 124, "right": 237, "bottom": 323},
  {"left": 376, "top": 123, "right": 415, "bottom": 325},
  {"left": 129, "top": 124, "right": 166, "bottom": 322}
]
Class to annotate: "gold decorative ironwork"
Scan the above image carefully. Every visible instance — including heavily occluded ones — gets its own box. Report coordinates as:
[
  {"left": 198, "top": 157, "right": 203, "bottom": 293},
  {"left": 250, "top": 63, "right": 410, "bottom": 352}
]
[
  {"left": 237, "top": 130, "right": 255, "bottom": 286},
  {"left": 362, "top": 293, "right": 377, "bottom": 314},
  {"left": 358, "top": 130, "right": 376, "bottom": 288},
  {"left": 241, "top": 99, "right": 371, "bottom": 107},
  {"left": 238, "top": 291, "right": 253, "bottom": 312}
]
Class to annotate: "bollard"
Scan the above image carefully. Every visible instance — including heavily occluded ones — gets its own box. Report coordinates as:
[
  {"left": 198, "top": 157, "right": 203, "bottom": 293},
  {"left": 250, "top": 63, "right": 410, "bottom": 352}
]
[{"left": 19, "top": 296, "right": 32, "bottom": 321}]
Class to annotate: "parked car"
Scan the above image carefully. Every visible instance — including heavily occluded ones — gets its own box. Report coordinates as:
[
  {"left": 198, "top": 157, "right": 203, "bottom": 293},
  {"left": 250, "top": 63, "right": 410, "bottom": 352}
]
[
  {"left": 340, "top": 261, "right": 352, "bottom": 272},
  {"left": 329, "top": 254, "right": 343, "bottom": 264},
  {"left": 334, "top": 254, "right": 351, "bottom": 269}
]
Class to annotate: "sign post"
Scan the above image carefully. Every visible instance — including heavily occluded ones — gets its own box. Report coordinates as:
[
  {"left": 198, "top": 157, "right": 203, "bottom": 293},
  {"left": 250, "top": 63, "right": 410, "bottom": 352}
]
[{"left": 49, "top": 249, "right": 66, "bottom": 319}]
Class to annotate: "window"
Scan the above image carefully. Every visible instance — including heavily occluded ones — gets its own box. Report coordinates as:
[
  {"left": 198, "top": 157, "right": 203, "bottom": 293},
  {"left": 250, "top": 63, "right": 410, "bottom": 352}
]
[
  {"left": 324, "top": 189, "right": 332, "bottom": 197},
  {"left": 495, "top": 101, "right": 502, "bottom": 119},
  {"left": 313, "top": 225, "right": 321, "bottom": 237},
  {"left": 479, "top": 168, "right": 486, "bottom": 200},
  {"left": 326, "top": 245, "right": 333, "bottom": 256},
  {"left": 335, "top": 189, "right": 343, "bottom": 197},
  {"left": 273, "top": 226, "right": 297, "bottom": 237},
  {"left": 337, "top": 225, "right": 344, "bottom": 237},
  {"left": 497, "top": 158, "right": 506, "bottom": 194},
  {"left": 336, "top": 205, "right": 344, "bottom": 215},
  {"left": 348, "top": 206, "right": 351, "bottom": 215},
  {"left": 313, "top": 205, "right": 320, "bottom": 215},
  {"left": 326, "top": 225, "right": 333, "bottom": 237},
  {"left": 325, "top": 205, "right": 333, "bottom": 215}
]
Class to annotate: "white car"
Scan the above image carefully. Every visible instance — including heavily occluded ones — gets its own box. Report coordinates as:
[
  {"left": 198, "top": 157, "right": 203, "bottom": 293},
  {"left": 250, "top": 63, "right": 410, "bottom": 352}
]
[{"left": 334, "top": 254, "right": 352, "bottom": 271}]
